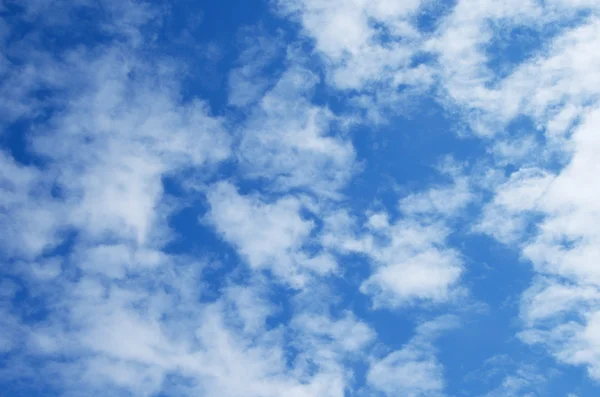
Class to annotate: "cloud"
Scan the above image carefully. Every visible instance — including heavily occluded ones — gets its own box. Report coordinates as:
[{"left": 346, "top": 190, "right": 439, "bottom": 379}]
[
  {"left": 292, "top": 310, "right": 375, "bottom": 353},
  {"left": 277, "top": 0, "right": 600, "bottom": 384},
  {"left": 322, "top": 169, "right": 470, "bottom": 308},
  {"left": 0, "top": 0, "right": 158, "bottom": 123},
  {"left": 236, "top": 65, "right": 356, "bottom": 195},
  {"left": 0, "top": 151, "right": 65, "bottom": 259},
  {"left": 475, "top": 167, "right": 553, "bottom": 244},
  {"left": 474, "top": 105, "right": 600, "bottom": 380},
  {"left": 360, "top": 240, "right": 463, "bottom": 308},
  {"left": 323, "top": 209, "right": 464, "bottom": 307},
  {"left": 514, "top": 109, "right": 600, "bottom": 378},
  {"left": 276, "top": 0, "right": 433, "bottom": 92},
  {"left": 463, "top": 354, "right": 552, "bottom": 397},
  {"left": 0, "top": 4, "right": 378, "bottom": 396},
  {"left": 206, "top": 181, "right": 336, "bottom": 286},
  {"left": 2, "top": 250, "right": 376, "bottom": 397},
  {"left": 481, "top": 366, "right": 547, "bottom": 397},
  {"left": 1, "top": 40, "right": 231, "bottom": 257},
  {"left": 367, "top": 315, "right": 458, "bottom": 397},
  {"left": 449, "top": 0, "right": 600, "bottom": 384},
  {"left": 399, "top": 164, "right": 474, "bottom": 218},
  {"left": 7, "top": 0, "right": 600, "bottom": 395},
  {"left": 227, "top": 27, "right": 283, "bottom": 107}
]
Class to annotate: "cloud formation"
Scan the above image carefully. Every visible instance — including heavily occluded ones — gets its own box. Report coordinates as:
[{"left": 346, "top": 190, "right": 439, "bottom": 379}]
[{"left": 3, "top": 0, "right": 600, "bottom": 396}]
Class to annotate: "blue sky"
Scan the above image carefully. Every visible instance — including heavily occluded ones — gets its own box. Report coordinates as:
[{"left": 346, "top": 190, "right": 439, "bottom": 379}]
[{"left": 2, "top": 0, "right": 600, "bottom": 396}]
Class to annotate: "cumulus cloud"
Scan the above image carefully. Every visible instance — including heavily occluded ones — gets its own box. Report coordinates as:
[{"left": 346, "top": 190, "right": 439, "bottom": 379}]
[
  {"left": 322, "top": 169, "right": 470, "bottom": 308},
  {"left": 6, "top": 0, "right": 600, "bottom": 395},
  {"left": 275, "top": 0, "right": 600, "bottom": 385},
  {"left": 6, "top": 267, "right": 372, "bottom": 397},
  {"left": 276, "top": 0, "right": 433, "bottom": 92},
  {"left": 367, "top": 315, "right": 458, "bottom": 397},
  {"left": 475, "top": 167, "right": 553, "bottom": 244},
  {"left": 513, "top": 107, "right": 600, "bottom": 380},
  {"left": 1, "top": 36, "right": 231, "bottom": 259},
  {"left": 0, "top": 2, "right": 377, "bottom": 396},
  {"left": 236, "top": 65, "right": 356, "bottom": 195},
  {"left": 437, "top": 0, "right": 600, "bottom": 384},
  {"left": 206, "top": 181, "right": 336, "bottom": 286}
]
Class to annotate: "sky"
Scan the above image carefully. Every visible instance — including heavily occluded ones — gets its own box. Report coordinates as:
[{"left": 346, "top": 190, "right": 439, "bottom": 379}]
[{"left": 1, "top": 0, "right": 600, "bottom": 396}]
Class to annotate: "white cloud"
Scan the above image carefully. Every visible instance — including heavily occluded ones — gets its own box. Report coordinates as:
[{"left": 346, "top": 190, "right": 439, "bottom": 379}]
[
  {"left": 72, "top": 243, "right": 166, "bottom": 279},
  {"left": 361, "top": 242, "right": 463, "bottom": 308},
  {"left": 206, "top": 181, "right": 335, "bottom": 287},
  {"left": 475, "top": 167, "right": 553, "bottom": 244},
  {"left": 323, "top": 211, "right": 463, "bottom": 308},
  {"left": 426, "top": 0, "right": 600, "bottom": 139},
  {"left": 292, "top": 311, "right": 375, "bottom": 353},
  {"left": 268, "top": 0, "right": 600, "bottom": 389},
  {"left": 458, "top": 3, "right": 600, "bottom": 383},
  {"left": 322, "top": 171, "right": 470, "bottom": 308},
  {"left": 370, "top": 355, "right": 444, "bottom": 397},
  {"left": 12, "top": 0, "right": 600, "bottom": 394},
  {"left": 228, "top": 28, "right": 283, "bottom": 107},
  {"left": 399, "top": 165, "right": 473, "bottom": 217},
  {"left": 0, "top": 42, "right": 231, "bottom": 257},
  {"left": 0, "top": 4, "right": 378, "bottom": 395},
  {"left": 521, "top": 279, "right": 600, "bottom": 326},
  {"left": 367, "top": 316, "right": 458, "bottom": 397},
  {"left": 481, "top": 367, "right": 547, "bottom": 397},
  {"left": 511, "top": 109, "right": 600, "bottom": 380},
  {"left": 0, "top": 151, "right": 65, "bottom": 259},
  {"left": 7, "top": 261, "right": 378, "bottom": 397},
  {"left": 275, "top": 0, "right": 434, "bottom": 99},
  {"left": 427, "top": 0, "right": 542, "bottom": 126},
  {"left": 0, "top": 0, "right": 158, "bottom": 124},
  {"left": 237, "top": 66, "right": 356, "bottom": 195}
]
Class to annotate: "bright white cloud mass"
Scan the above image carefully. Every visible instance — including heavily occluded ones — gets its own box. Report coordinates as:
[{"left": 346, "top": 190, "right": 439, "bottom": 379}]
[{"left": 1, "top": 0, "right": 600, "bottom": 396}]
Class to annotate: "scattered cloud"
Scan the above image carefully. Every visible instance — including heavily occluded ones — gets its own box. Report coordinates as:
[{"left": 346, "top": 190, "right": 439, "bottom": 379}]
[
  {"left": 3, "top": 0, "right": 600, "bottom": 396},
  {"left": 206, "top": 181, "right": 335, "bottom": 286},
  {"left": 367, "top": 315, "right": 458, "bottom": 397}
]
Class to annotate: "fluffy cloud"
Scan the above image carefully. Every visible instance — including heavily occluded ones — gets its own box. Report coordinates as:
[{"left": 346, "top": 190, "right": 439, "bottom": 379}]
[
  {"left": 322, "top": 169, "right": 470, "bottom": 308},
  {"left": 514, "top": 107, "right": 600, "bottom": 380},
  {"left": 275, "top": 0, "right": 600, "bottom": 385},
  {"left": 0, "top": 3, "right": 377, "bottom": 396},
  {"left": 8, "top": 267, "right": 372, "bottom": 397},
  {"left": 438, "top": 0, "right": 600, "bottom": 384},
  {"left": 206, "top": 181, "right": 336, "bottom": 286},
  {"left": 367, "top": 316, "right": 458, "bottom": 397},
  {"left": 276, "top": 0, "right": 431, "bottom": 91},
  {"left": 236, "top": 65, "right": 356, "bottom": 195},
  {"left": 6, "top": 0, "right": 600, "bottom": 395}
]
